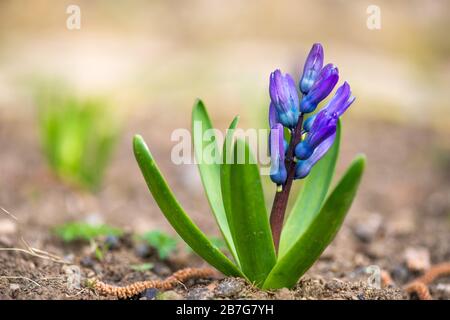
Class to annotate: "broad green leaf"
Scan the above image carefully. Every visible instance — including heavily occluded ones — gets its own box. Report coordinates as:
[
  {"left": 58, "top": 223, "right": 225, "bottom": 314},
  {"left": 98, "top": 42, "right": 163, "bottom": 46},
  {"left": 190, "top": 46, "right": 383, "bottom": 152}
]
[
  {"left": 133, "top": 135, "right": 243, "bottom": 277},
  {"left": 192, "top": 100, "right": 239, "bottom": 264},
  {"left": 279, "top": 121, "right": 341, "bottom": 257},
  {"left": 263, "top": 155, "right": 366, "bottom": 289},
  {"left": 221, "top": 139, "right": 276, "bottom": 285}
]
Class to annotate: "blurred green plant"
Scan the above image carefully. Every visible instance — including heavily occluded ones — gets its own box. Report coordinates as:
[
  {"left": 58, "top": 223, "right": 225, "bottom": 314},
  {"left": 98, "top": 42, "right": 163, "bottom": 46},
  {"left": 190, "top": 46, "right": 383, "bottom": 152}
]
[
  {"left": 140, "top": 230, "right": 178, "bottom": 259},
  {"left": 54, "top": 222, "right": 123, "bottom": 242},
  {"left": 130, "top": 263, "right": 154, "bottom": 272},
  {"left": 35, "top": 85, "right": 119, "bottom": 190}
]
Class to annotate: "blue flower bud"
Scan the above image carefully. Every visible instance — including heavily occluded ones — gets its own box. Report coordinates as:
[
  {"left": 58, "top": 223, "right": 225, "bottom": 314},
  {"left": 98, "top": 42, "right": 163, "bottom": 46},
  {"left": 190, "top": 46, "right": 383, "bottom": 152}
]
[
  {"left": 322, "top": 81, "right": 355, "bottom": 117},
  {"left": 269, "top": 123, "right": 287, "bottom": 185},
  {"left": 303, "top": 114, "right": 317, "bottom": 132},
  {"left": 295, "top": 133, "right": 336, "bottom": 179},
  {"left": 300, "top": 64, "right": 339, "bottom": 113},
  {"left": 295, "top": 111, "right": 337, "bottom": 160},
  {"left": 299, "top": 43, "right": 324, "bottom": 95},
  {"left": 269, "top": 69, "right": 300, "bottom": 128}
]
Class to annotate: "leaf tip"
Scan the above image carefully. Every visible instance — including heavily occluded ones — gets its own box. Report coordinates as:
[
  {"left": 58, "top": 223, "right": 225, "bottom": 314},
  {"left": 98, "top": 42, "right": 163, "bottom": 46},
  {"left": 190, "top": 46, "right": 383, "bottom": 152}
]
[
  {"left": 230, "top": 115, "right": 240, "bottom": 129},
  {"left": 353, "top": 153, "right": 367, "bottom": 170},
  {"left": 133, "top": 134, "right": 152, "bottom": 158},
  {"left": 193, "top": 98, "right": 205, "bottom": 111}
]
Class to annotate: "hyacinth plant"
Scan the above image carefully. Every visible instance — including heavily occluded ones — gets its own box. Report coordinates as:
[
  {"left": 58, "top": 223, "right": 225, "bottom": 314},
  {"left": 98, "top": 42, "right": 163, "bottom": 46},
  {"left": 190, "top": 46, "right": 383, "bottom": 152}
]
[{"left": 133, "top": 43, "right": 366, "bottom": 289}]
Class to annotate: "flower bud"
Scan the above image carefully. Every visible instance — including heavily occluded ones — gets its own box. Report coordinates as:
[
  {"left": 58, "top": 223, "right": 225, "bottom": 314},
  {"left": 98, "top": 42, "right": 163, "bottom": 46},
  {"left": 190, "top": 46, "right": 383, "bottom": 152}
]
[
  {"left": 299, "top": 43, "right": 324, "bottom": 95},
  {"left": 300, "top": 64, "right": 339, "bottom": 113},
  {"left": 269, "top": 69, "right": 300, "bottom": 128}
]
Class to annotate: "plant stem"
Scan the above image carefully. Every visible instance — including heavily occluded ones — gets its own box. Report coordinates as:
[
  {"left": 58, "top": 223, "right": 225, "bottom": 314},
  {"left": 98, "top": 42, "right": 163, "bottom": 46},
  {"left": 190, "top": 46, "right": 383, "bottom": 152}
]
[{"left": 270, "top": 114, "right": 304, "bottom": 253}]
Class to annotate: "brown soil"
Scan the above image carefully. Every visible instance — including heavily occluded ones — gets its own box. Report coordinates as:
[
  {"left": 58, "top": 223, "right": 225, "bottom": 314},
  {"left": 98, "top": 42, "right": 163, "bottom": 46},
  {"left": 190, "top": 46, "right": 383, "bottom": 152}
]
[{"left": 0, "top": 111, "right": 449, "bottom": 300}]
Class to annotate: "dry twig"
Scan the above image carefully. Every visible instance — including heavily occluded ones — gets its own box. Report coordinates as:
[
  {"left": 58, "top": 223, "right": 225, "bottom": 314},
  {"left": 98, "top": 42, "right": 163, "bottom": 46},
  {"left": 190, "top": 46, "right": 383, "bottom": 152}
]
[
  {"left": 92, "top": 267, "right": 216, "bottom": 299},
  {"left": 404, "top": 262, "right": 450, "bottom": 300}
]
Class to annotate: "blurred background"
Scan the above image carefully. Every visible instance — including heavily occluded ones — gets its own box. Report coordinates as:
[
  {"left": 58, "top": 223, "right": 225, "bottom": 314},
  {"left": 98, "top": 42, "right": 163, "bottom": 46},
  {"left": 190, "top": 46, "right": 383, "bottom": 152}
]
[{"left": 0, "top": 0, "right": 449, "bottom": 266}]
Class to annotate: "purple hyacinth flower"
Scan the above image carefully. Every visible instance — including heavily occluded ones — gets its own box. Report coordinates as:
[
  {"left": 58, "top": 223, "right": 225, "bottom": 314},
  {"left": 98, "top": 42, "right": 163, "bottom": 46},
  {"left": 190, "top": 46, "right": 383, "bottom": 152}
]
[
  {"left": 299, "top": 43, "right": 324, "bottom": 95},
  {"left": 269, "top": 123, "right": 287, "bottom": 185},
  {"left": 322, "top": 81, "right": 355, "bottom": 117},
  {"left": 303, "top": 82, "right": 355, "bottom": 133},
  {"left": 295, "top": 133, "right": 336, "bottom": 179},
  {"left": 300, "top": 64, "right": 339, "bottom": 114},
  {"left": 269, "top": 69, "right": 300, "bottom": 128},
  {"left": 295, "top": 110, "right": 337, "bottom": 160}
]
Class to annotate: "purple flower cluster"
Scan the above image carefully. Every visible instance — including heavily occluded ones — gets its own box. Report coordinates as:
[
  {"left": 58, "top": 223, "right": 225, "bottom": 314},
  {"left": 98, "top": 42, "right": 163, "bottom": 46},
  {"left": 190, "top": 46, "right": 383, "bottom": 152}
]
[{"left": 268, "top": 43, "right": 355, "bottom": 185}]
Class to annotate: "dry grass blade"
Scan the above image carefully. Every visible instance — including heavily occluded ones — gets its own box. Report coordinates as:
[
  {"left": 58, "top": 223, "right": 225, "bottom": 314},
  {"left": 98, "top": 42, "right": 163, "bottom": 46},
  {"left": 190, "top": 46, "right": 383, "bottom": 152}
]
[{"left": 0, "top": 207, "right": 68, "bottom": 264}]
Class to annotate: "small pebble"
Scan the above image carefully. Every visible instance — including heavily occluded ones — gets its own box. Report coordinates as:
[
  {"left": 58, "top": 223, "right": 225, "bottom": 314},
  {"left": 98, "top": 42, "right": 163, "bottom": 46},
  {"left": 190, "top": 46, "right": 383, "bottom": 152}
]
[
  {"left": 135, "top": 243, "right": 151, "bottom": 258},
  {"left": 64, "top": 254, "right": 75, "bottom": 264},
  {"left": 404, "top": 247, "right": 431, "bottom": 272},
  {"left": 215, "top": 278, "right": 245, "bottom": 298},
  {"left": 140, "top": 288, "right": 159, "bottom": 300},
  {"left": 80, "top": 256, "right": 95, "bottom": 268},
  {"left": 104, "top": 235, "right": 120, "bottom": 250},
  {"left": 157, "top": 290, "right": 183, "bottom": 300},
  {"left": 391, "top": 265, "right": 410, "bottom": 283},
  {"left": 9, "top": 284, "right": 20, "bottom": 298},
  {"left": 9, "top": 283, "right": 20, "bottom": 291},
  {"left": 353, "top": 253, "right": 370, "bottom": 266},
  {"left": 0, "top": 219, "right": 17, "bottom": 235},
  {"left": 275, "top": 288, "right": 293, "bottom": 300},
  {"left": 325, "top": 279, "right": 345, "bottom": 292},
  {"left": 186, "top": 287, "right": 213, "bottom": 300},
  {"left": 353, "top": 213, "right": 383, "bottom": 243},
  {"left": 435, "top": 283, "right": 450, "bottom": 296}
]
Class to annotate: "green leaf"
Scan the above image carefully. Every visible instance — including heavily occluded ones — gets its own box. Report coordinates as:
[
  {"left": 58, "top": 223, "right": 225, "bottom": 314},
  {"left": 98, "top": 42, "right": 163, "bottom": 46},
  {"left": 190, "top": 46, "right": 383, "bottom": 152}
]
[
  {"left": 141, "top": 231, "right": 178, "bottom": 260},
  {"left": 221, "top": 139, "right": 276, "bottom": 285},
  {"left": 54, "top": 222, "right": 122, "bottom": 242},
  {"left": 263, "top": 155, "right": 366, "bottom": 289},
  {"left": 279, "top": 121, "right": 341, "bottom": 257},
  {"left": 130, "top": 263, "right": 154, "bottom": 272},
  {"left": 192, "top": 99, "right": 239, "bottom": 264},
  {"left": 133, "top": 135, "right": 243, "bottom": 277}
]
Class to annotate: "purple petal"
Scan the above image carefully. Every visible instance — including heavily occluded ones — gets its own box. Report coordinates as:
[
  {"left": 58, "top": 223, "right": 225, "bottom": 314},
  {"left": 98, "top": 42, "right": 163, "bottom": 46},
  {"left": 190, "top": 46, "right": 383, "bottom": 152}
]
[
  {"left": 300, "top": 64, "right": 339, "bottom": 113},
  {"left": 295, "top": 133, "right": 336, "bottom": 179},
  {"left": 323, "top": 82, "right": 354, "bottom": 117},
  {"left": 300, "top": 43, "right": 324, "bottom": 94},
  {"left": 269, "top": 102, "right": 278, "bottom": 128},
  {"left": 270, "top": 123, "right": 285, "bottom": 163}
]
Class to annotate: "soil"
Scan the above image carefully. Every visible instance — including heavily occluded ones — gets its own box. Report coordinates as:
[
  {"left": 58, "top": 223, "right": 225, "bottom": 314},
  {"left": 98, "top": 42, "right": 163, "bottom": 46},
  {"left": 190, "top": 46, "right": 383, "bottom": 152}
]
[{"left": 0, "top": 110, "right": 449, "bottom": 300}]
